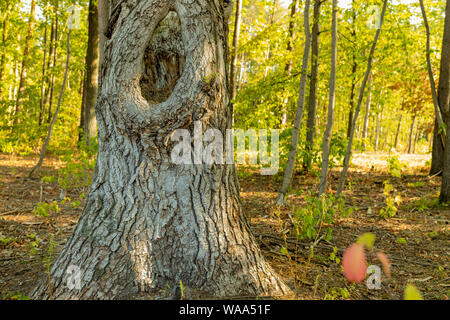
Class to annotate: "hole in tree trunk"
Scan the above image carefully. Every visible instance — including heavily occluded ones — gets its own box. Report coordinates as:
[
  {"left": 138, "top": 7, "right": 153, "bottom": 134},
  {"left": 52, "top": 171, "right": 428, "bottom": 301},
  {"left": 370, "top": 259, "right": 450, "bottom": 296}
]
[{"left": 140, "top": 10, "right": 185, "bottom": 104}]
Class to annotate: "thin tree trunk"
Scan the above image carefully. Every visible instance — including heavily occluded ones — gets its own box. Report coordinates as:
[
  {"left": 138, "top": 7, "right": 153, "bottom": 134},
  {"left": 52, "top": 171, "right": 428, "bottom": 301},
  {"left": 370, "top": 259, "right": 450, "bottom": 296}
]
[
  {"left": 276, "top": 0, "right": 312, "bottom": 204},
  {"left": 30, "top": 7, "right": 74, "bottom": 178},
  {"left": 347, "top": 0, "right": 357, "bottom": 139},
  {"left": 318, "top": 0, "right": 338, "bottom": 196},
  {"left": 408, "top": 114, "right": 416, "bottom": 154},
  {"left": 361, "top": 76, "right": 372, "bottom": 151},
  {"left": 0, "top": 0, "right": 11, "bottom": 99},
  {"left": 43, "top": 2, "right": 59, "bottom": 124},
  {"left": 420, "top": 0, "right": 446, "bottom": 147},
  {"left": 303, "top": 0, "right": 321, "bottom": 172},
  {"left": 285, "top": 0, "right": 298, "bottom": 75},
  {"left": 336, "top": 0, "right": 388, "bottom": 195},
  {"left": 394, "top": 114, "right": 402, "bottom": 150},
  {"left": 375, "top": 108, "right": 381, "bottom": 151},
  {"left": 78, "top": 68, "right": 87, "bottom": 143},
  {"left": 229, "top": 0, "right": 242, "bottom": 101},
  {"left": 39, "top": 21, "right": 49, "bottom": 126},
  {"left": 431, "top": 119, "right": 444, "bottom": 175},
  {"left": 83, "top": 0, "right": 100, "bottom": 144},
  {"left": 32, "top": 0, "right": 290, "bottom": 299},
  {"left": 13, "top": 0, "right": 36, "bottom": 126}
]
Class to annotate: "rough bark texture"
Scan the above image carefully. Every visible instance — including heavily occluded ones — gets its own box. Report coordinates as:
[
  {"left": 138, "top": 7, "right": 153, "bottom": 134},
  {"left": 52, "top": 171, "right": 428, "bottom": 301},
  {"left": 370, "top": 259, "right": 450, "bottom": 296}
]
[{"left": 32, "top": 0, "right": 290, "bottom": 299}]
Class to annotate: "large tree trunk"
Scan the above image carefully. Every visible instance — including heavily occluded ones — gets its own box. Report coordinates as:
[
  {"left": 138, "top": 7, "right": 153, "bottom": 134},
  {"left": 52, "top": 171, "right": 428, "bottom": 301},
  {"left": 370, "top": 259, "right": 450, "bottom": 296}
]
[
  {"left": 303, "top": 0, "right": 321, "bottom": 173},
  {"left": 83, "top": 0, "right": 100, "bottom": 143},
  {"left": 32, "top": 0, "right": 290, "bottom": 299}
]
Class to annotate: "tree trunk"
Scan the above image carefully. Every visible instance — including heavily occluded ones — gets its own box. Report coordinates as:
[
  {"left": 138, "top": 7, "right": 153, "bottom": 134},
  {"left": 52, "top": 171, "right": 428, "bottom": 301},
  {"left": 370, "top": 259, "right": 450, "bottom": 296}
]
[
  {"left": 276, "top": 0, "right": 312, "bottom": 204},
  {"left": 337, "top": 0, "right": 388, "bottom": 195},
  {"left": 39, "top": 22, "right": 48, "bottom": 126},
  {"left": 83, "top": 0, "right": 100, "bottom": 143},
  {"left": 285, "top": 0, "right": 298, "bottom": 75},
  {"left": 361, "top": 77, "right": 372, "bottom": 151},
  {"left": 440, "top": 0, "right": 450, "bottom": 201},
  {"left": 43, "top": 2, "right": 59, "bottom": 124},
  {"left": 375, "top": 109, "right": 381, "bottom": 151},
  {"left": 303, "top": 0, "right": 321, "bottom": 172},
  {"left": 229, "top": 0, "right": 242, "bottom": 101},
  {"left": 394, "top": 114, "right": 402, "bottom": 150},
  {"left": 32, "top": 0, "right": 290, "bottom": 299},
  {"left": 0, "top": 0, "right": 11, "bottom": 99},
  {"left": 318, "top": 0, "right": 337, "bottom": 196},
  {"left": 431, "top": 119, "right": 444, "bottom": 175},
  {"left": 347, "top": 0, "right": 357, "bottom": 139},
  {"left": 408, "top": 114, "right": 416, "bottom": 154},
  {"left": 13, "top": 0, "right": 36, "bottom": 126}
]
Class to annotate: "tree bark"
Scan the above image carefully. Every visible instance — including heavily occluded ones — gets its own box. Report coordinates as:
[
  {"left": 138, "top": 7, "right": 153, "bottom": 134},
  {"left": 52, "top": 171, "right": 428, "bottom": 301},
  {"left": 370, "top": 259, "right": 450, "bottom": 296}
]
[
  {"left": 43, "top": 2, "right": 59, "bottom": 124},
  {"left": 229, "top": 0, "right": 242, "bottom": 101},
  {"left": 32, "top": 0, "right": 290, "bottom": 299},
  {"left": 39, "top": 21, "right": 48, "bottom": 126},
  {"left": 440, "top": 0, "right": 450, "bottom": 201},
  {"left": 361, "top": 80, "right": 372, "bottom": 151},
  {"left": 318, "top": 0, "right": 337, "bottom": 196},
  {"left": 408, "top": 114, "right": 416, "bottom": 154},
  {"left": 83, "top": 0, "right": 100, "bottom": 143},
  {"left": 0, "top": 0, "right": 11, "bottom": 99},
  {"left": 13, "top": 0, "right": 36, "bottom": 126},
  {"left": 303, "top": 0, "right": 321, "bottom": 172},
  {"left": 394, "top": 114, "right": 402, "bottom": 150},
  {"left": 431, "top": 119, "right": 444, "bottom": 175},
  {"left": 276, "top": 0, "right": 312, "bottom": 204}
]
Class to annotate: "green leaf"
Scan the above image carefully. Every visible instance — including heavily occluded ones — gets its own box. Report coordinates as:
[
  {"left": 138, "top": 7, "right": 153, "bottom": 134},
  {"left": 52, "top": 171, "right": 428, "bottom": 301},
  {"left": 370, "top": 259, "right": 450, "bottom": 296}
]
[
  {"left": 357, "top": 233, "right": 376, "bottom": 249},
  {"left": 404, "top": 284, "right": 423, "bottom": 300}
]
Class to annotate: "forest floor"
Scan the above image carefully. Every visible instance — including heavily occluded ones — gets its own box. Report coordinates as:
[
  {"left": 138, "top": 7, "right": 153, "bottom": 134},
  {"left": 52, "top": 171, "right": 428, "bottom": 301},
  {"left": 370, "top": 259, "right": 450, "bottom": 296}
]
[{"left": 0, "top": 152, "right": 448, "bottom": 300}]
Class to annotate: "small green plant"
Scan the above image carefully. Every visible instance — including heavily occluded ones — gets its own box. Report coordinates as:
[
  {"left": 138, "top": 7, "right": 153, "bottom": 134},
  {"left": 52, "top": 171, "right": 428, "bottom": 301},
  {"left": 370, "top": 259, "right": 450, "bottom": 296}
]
[
  {"left": 325, "top": 287, "right": 350, "bottom": 300},
  {"left": 291, "top": 194, "right": 354, "bottom": 241},
  {"left": 0, "top": 236, "right": 13, "bottom": 246},
  {"left": 397, "top": 237, "right": 407, "bottom": 245},
  {"left": 379, "top": 181, "right": 401, "bottom": 219},
  {"left": 329, "top": 246, "right": 341, "bottom": 264},
  {"left": 33, "top": 201, "right": 61, "bottom": 218},
  {"left": 408, "top": 196, "right": 442, "bottom": 212},
  {"left": 386, "top": 154, "right": 404, "bottom": 178}
]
